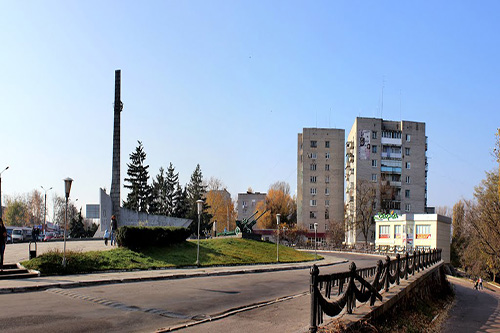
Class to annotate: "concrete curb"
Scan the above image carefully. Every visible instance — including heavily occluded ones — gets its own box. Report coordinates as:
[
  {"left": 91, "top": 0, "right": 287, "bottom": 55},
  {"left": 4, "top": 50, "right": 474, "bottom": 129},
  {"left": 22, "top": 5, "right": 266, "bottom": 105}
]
[{"left": 0, "top": 259, "right": 348, "bottom": 295}]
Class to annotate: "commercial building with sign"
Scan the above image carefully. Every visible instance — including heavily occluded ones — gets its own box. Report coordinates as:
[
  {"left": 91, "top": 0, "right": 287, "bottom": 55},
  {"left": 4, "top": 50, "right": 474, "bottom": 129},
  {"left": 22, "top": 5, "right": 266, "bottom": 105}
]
[
  {"left": 374, "top": 213, "right": 451, "bottom": 263},
  {"left": 345, "top": 117, "right": 428, "bottom": 245}
]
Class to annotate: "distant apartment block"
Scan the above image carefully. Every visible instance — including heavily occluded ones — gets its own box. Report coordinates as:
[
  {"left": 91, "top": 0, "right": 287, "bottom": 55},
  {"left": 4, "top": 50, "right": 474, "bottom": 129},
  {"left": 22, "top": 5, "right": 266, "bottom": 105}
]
[
  {"left": 345, "top": 117, "right": 427, "bottom": 245},
  {"left": 237, "top": 191, "right": 266, "bottom": 221},
  {"left": 297, "top": 128, "right": 345, "bottom": 243}
]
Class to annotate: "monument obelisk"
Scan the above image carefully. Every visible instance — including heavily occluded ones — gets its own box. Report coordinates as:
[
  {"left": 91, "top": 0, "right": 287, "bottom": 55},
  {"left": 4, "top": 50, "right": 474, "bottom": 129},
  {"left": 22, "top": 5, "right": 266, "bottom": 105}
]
[{"left": 110, "top": 69, "right": 123, "bottom": 224}]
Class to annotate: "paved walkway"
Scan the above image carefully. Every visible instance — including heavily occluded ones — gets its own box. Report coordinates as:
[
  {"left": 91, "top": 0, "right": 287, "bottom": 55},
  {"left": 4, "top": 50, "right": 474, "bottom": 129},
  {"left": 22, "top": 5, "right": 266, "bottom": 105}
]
[
  {"left": 442, "top": 276, "right": 500, "bottom": 333},
  {"left": 1, "top": 240, "right": 346, "bottom": 294}
]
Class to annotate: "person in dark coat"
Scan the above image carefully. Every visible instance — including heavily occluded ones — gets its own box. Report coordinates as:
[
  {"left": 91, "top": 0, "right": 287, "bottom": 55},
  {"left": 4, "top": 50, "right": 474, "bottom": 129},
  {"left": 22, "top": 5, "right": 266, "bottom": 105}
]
[
  {"left": 110, "top": 215, "right": 118, "bottom": 246},
  {"left": 0, "top": 218, "right": 7, "bottom": 271}
]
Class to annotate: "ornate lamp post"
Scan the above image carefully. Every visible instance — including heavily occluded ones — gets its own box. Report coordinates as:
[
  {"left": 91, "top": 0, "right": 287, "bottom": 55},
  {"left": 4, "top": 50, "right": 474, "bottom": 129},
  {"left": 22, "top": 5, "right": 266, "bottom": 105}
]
[
  {"left": 0, "top": 166, "right": 9, "bottom": 218},
  {"left": 41, "top": 186, "right": 53, "bottom": 233},
  {"left": 62, "top": 177, "right": 73, "bottom": 267},
  {"left": 196, "top": 199, "right": 203, "bottom": 267},
  {"left": 276, "top": 214, "right": 281, "bottom": 262},
  {"left": 314, "top": 222, "right": 318, "bottom": 261}
]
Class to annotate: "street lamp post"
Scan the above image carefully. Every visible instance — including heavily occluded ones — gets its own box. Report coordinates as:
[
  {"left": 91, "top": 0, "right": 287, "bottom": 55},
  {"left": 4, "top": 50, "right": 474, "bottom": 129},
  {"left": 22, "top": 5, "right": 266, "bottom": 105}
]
[
  {"left": 0, "top": 166, "right": 9, "bottom": 218},
  {"left": 196, "top": 199, "right": 203, "bottom": 267},
  {"left": 62, "top": 177, "right": 73, "bottom": 267},
  {"left": 276, "top": 214, "right": 281, "bottom": 262},
  {"left": 213, "top": 220, "right": 217, "bottom": 238},
  {"left": 314, "top": 223, "right": 318, "bottom": 261},
  {"left": 41, "top": 186, "right": 53, "bottom": 233}
]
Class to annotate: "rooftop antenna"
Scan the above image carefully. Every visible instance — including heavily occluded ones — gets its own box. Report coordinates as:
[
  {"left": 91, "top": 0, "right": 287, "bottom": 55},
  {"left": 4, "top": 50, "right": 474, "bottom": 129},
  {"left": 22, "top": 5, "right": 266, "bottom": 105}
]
[
  {"left": 329, "top": 108, "right": 331, "bottom": 128},
  {"left": 380, "top": 76, "right": 385, "bottom": 119},
  {"left": 399, "top": 89, "right": 402, "bottom": 121}
]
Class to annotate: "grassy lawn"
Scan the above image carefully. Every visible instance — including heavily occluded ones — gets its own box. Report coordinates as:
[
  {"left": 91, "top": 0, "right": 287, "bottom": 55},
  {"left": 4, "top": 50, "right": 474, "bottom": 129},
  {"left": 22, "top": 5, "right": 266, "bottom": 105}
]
[{"left": 21, "top": 238, "right": 319, "bottom": 275}]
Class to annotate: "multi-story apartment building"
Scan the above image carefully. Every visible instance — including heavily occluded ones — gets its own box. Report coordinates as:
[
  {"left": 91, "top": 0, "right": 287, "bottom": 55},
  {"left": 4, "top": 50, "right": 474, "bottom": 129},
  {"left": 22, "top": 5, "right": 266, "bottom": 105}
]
[
  {"left": 237, "top": 191, "right": 266, "bottom": 221},
  {"left": 345, "top": 117, "right": 427, "bottom": 245},
  {"left": 297, "top": 128, "right": 345, "bottom": 243}
]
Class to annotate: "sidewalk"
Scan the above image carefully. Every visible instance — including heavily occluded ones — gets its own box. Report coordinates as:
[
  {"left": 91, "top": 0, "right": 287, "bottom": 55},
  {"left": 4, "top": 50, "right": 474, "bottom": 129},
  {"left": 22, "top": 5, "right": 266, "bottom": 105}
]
[{"left": 1, "top": 240, "right": 347, "bottom": 294}]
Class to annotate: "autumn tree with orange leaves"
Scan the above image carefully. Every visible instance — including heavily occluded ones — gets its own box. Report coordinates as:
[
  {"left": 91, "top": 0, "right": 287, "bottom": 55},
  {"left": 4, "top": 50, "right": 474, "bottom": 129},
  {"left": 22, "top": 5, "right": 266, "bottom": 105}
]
[
  {"left": 205, "top": 177, "right": 237, "bottom": 234},
  {"left": 256, "top": 181, "right": 297, "bottom": 229}
]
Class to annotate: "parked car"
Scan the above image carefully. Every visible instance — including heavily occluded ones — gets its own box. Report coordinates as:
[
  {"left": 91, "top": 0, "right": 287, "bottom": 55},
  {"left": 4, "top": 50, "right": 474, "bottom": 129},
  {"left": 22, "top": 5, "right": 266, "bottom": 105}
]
[{"left": 11, "top": 228, "right": 24, "bottom": 243}]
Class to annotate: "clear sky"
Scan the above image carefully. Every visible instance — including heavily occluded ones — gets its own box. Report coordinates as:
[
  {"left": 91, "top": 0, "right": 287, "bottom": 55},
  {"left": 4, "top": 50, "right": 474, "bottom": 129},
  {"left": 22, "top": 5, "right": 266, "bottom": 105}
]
[{"left": 1, "top": 1, "right": 499, "bottom": 218}]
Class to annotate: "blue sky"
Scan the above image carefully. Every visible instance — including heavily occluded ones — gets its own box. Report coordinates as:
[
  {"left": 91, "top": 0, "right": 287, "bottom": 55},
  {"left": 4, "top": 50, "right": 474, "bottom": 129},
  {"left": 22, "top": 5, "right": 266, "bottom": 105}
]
[{"left": 1, "top": 1, "right": 499, "bottom": 217}]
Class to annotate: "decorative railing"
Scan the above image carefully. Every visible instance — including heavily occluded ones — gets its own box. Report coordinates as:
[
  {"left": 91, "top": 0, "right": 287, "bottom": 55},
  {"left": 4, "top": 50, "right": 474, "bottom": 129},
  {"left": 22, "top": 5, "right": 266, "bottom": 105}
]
[{"left": 309, "top": 249, "right": 442, "bottom": 333}]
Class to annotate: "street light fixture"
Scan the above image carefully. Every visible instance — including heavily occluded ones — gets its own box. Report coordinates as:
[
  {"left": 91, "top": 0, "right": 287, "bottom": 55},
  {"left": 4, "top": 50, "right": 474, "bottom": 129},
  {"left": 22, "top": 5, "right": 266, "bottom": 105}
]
[
  {"left": 41, "top": 185, "right": 53, "bottom": 233},
  {"left": 314, "top": 223, "right": 318, "bottom": 261},
  {"left": 196, "top": 199, "right": 203, "bottom": 267},
  {"left": 0, "top": 166, "right": 9, "bottom": 218},
  {"left": 62, "top": 177, "right": 73, "bottom": 267},
  {"left": 276, "top": 214, "right": 281, "bottom": 262}
]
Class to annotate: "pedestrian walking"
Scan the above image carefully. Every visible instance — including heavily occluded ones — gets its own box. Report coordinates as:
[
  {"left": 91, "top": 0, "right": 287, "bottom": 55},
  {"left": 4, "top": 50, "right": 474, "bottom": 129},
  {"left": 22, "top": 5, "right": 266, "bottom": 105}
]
[
  {"left": 0, "top": 218, "right": 7, "bottom": 271},
  {"left": 110, "top": 215, "right": 118, "bottom": 246},
  {"left": 474, "top": 278, "right": 478, "bottom": 290},
  {"left": 104, "top": 229, "right": 110, "bottom": 246},
  {"left": 479, "top": 277, "right": 483, "bottom": 290}
]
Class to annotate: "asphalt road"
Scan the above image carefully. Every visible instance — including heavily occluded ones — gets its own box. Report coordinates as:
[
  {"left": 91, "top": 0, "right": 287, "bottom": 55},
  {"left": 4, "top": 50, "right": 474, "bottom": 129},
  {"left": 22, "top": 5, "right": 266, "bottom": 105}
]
[
  {"left": 0, "top": 252, "right": 384, "bottom": 333},
  {"left": 442, "top": 276, "right": 500, "bottom": 333}
]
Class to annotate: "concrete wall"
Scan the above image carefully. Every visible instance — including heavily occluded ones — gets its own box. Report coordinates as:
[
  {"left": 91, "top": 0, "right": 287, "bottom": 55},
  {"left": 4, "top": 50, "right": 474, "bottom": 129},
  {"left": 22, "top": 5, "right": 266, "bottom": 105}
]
[{"left": 95, "top": 188, "right": 192, "bottom": 237}]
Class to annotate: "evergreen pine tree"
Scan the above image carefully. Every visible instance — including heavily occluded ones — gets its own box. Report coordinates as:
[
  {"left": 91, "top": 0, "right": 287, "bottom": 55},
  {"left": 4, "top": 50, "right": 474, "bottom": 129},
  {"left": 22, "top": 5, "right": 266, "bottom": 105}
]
[
  {"left": 185, "top": 164, "right": 212, "bottom": 235},
  {"left": 69, "top": 209, "right": 86, "bottom": 238},
  {"left": 123, "top": 141, "right": 151, "bottom": 212},
  {"left": 150, "top": 167, "right": 167, "bottom": 215},
  {"left": 165, "top": 162, "right": 179, "bottom": 216},
  {"left": 174, "top": 185, "right": 189, "bottom": 218}
]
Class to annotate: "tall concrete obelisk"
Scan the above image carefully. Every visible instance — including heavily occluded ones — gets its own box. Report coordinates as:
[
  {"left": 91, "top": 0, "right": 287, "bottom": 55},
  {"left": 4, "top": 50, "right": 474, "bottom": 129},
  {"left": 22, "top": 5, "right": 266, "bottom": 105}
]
[{"left": 110, "top": 70, "right": 123, "bottom": 223}]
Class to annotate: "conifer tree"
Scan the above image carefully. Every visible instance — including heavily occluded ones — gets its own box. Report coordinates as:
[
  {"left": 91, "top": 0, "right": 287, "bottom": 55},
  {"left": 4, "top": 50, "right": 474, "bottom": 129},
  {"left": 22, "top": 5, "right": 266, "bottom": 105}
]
[
  {"left": 150, "top": 167, "right": 167, "bottom": 215},
  {"left": 185, "top": 164, "right": 212, "bottom": 234},
  {"left": 123, "top": 141, "right": 151, "bottom": 212},
  {"left": 165, "top": 162, "right": 179, "bottom": 216}
]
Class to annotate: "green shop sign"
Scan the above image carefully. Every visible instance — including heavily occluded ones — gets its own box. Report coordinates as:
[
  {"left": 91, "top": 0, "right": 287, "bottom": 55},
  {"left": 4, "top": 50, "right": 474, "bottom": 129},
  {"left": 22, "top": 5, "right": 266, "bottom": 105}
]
[{"left": 374, "top": 211, "right": 399, "bottom": 221}]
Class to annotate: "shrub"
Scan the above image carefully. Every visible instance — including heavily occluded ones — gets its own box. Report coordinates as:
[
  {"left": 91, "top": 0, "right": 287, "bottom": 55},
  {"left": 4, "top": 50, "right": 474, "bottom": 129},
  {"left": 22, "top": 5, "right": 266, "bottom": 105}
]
[{"left": 115, "top": 226, "right": 190, "bottom": 250}]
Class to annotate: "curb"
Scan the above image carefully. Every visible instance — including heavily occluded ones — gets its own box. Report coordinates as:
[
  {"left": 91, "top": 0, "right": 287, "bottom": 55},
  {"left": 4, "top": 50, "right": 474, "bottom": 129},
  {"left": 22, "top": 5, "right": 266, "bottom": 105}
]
[{"left": 0, "top": 259, "right": 348, "bottom": 295}]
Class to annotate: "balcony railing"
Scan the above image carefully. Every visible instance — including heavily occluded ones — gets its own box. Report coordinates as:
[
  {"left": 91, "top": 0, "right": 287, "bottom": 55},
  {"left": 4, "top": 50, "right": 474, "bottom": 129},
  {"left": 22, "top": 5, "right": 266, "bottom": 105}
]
[{"left": 381, "top": 152, "right": 402, "bottom": 159}]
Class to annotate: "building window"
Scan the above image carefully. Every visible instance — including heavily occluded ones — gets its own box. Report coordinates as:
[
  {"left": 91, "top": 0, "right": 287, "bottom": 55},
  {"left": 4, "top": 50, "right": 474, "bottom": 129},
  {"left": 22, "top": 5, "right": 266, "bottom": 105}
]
[
  {"left": 379, "top": 225, "right": 390, "bottom": 239},
  {"left": 372, "top": 145, "right": 377, "bottom": 153},
  {"left": 309, "top": 223, "right": 315, "bottom": 230},
  {"left": 406, "top": 162, "right": 411, "bottom": 169},
  {"left": 406, "top": 176, "right": 411, "bottom": 184},
  {"left": 325, "top": 200, "right": 330, "bottom": 206},
  {"left": 310, "top": 211, "right": 317, "bottom": 219},
  {"left": 325, "top": 152, "right": 330, "bottom": 159},
  {"left": 310, "top": 164, "right": 317, "bottom": 171},
  {"left": 416, "top": 225, "right": 431, "bottom": 239},
  {"left": 325, "top": 176, "right": 330, "bottom": 183},
  {"left": 310, "top": 176, "right": 317, "bottom": 183},
  {"left": 325, "top": 164, "right": 330, "bottom": 171},
  {"left": 325, "top": 223, "right": 329, "bottom": 230},
  {"left": 310, "top": 199, "right": 317, "bottom": 206},
  {"left": 372, "top": 159, "right": 377, "bottom": 167},
  {"left": 406, "top": 134, "right": 411, "bottom": 142},
  {"left": 405, "top": 204, "right": 411, "bottom": 212},
  {"left": 372, "top": 131, "right": 377, "bottom": 139},
  {"left": 405, "top": 147, "right": 410, "bottom": 156},
  {"left": 325, "top": 188, "right": 330, "bottom": 195},
  {"left": 371, "top": 174, "right": 377, "bottom": 182},
  {"left": 309, "top": 152, "right": 317, "bottom": 159},
  {"left": 310, "top": 140, "right": 317, "bottom": 148},
  {"left": 325, "top": 210, "right": 329, "bottom": 219},
  {"left": 405, "top": 189, "right": 410, "bottom": 198},
  {"left": 310, "top": 188, "right": 317, "bottom": 195},
  {"left": 325, "top": 141, "right": 330, "bottom": 148},
  {"left": 394, "top": 225, "right": 402, "bottom": 238}
]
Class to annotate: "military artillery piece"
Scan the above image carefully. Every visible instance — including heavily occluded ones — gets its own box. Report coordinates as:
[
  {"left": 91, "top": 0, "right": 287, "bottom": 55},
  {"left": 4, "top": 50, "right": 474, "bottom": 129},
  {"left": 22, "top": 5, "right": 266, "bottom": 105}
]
[{"left": 234, "top": 210, "right": 267, "bottom": 240}]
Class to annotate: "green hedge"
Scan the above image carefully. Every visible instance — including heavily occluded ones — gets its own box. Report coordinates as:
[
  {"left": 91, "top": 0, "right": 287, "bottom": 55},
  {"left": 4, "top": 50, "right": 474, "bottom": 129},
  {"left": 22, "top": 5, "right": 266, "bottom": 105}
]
[{"left": 115, "top": 226, "right": 191, "bottom": 250}]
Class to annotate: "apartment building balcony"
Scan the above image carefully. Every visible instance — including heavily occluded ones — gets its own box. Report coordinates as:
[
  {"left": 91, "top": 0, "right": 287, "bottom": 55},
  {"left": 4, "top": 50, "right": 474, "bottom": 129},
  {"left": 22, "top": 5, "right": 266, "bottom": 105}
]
[
  {"left": 381, "top": 166, "right": 402, "bottom": 173},
  {"left": 381, "top": 152, "right": 402, "bottom": 159},
  {"left": 381, "top": 137, "right": 402, "bottom": 145},
  {"left": 389, "top": 181, "right": 402, "bottom": 187}
]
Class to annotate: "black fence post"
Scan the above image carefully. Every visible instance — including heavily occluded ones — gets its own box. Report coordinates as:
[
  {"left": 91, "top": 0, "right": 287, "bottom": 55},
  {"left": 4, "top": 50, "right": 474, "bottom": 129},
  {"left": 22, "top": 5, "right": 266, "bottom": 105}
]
[
  {"left": 396, "top": 253, "right": 401, "bottom": 285},
  {"left": 405, "top": 252, "right": 409, "bottom": 280},
  {"left": 384, "top": 256, "right": 391, "bottom": 291},
  {"left": 310, "top": 264, "right": 319, "bottom": 333}
]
